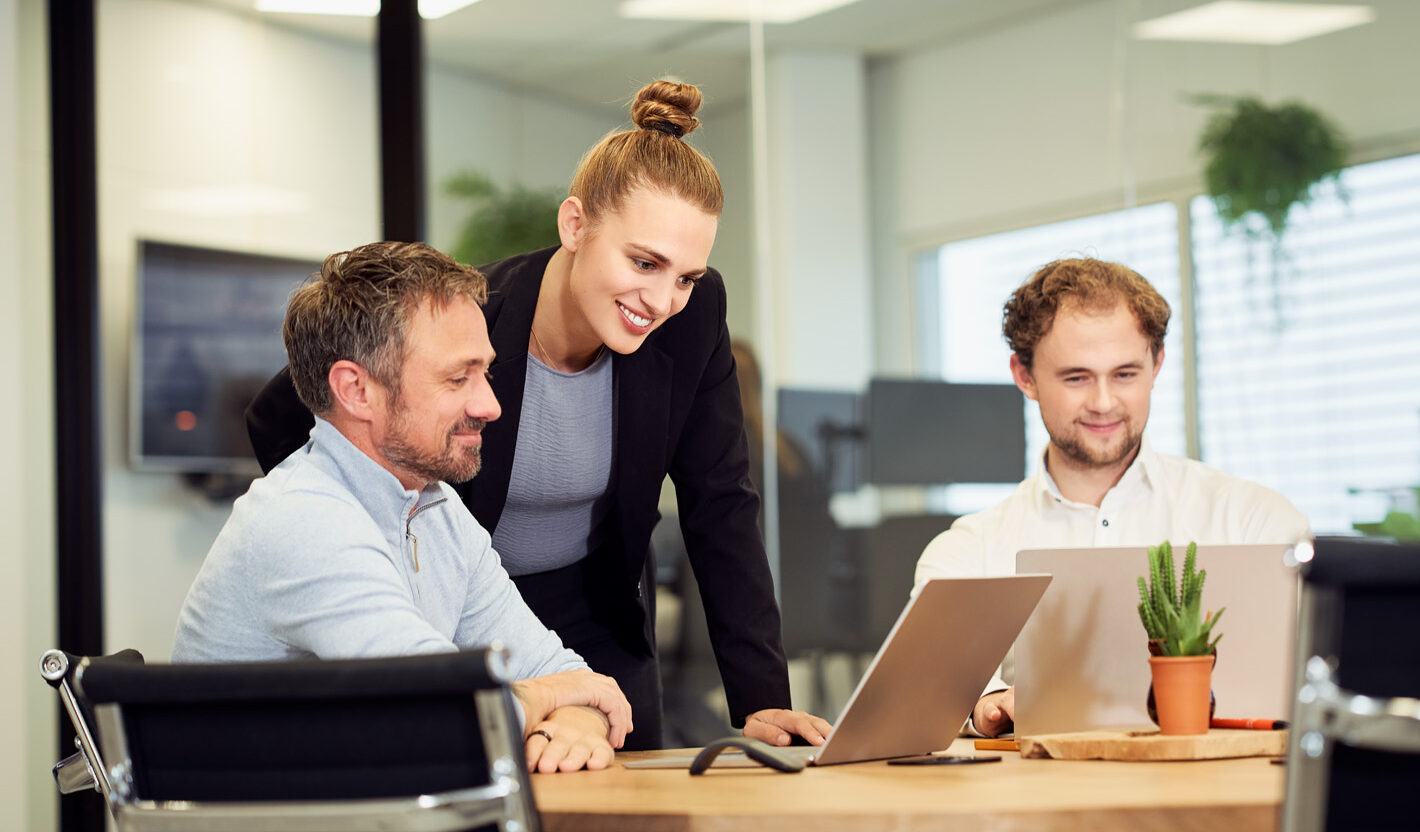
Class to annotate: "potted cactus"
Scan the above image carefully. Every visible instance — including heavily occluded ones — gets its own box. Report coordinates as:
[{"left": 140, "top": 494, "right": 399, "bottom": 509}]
[{"left": 1137, "top": 541, "right": 1224, "bottom": 735}]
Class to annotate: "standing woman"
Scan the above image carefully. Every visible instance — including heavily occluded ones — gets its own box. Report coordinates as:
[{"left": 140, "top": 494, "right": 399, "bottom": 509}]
[{"left": 247, "top": 80, "right": 831, "bottom": 750}]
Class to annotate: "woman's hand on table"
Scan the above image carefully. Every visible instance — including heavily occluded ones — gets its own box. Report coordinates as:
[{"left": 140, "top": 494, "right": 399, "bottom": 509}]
[{"left": 743, "top": 708, "right": 834, "bottom": 746}]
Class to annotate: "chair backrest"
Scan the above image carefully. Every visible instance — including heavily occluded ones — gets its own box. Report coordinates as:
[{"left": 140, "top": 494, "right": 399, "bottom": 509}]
[
  {"left": 859, "top": 513, "right": 955, "bottom": 651},
  {"left": 40, "top": 648, "right": 146, "bottom": 801},
  {"left": 1283, "top": 537, "right": 1420, "bottom": 832},
  {"left": 52, "top": 647, "right": 539, "bottom": 832}
]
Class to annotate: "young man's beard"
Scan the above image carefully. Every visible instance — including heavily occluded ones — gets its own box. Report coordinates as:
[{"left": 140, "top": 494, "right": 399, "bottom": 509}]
[{"left": 1050, "top": 421, "right": 1143, "bottom": 470}]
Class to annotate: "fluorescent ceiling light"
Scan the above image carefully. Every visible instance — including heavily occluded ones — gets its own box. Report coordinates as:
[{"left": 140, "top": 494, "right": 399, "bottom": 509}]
[
  {"left": 1133, "top": 2, "right": 1375, "bottom": 45},
  {"left": 619, "top": 0, "right": 861, "bottom": 24},
  {"left": 143, "top": 186, "right": 313, "bottom": 217},
  {"left": 418, "top": 0, "right": 482, "bottom": 19},
  {"left": 254, "top": 0, "right": 482, "bottom": 19},
  {"left": 255, "top": 0, "right": 377, "bottom": 14}
]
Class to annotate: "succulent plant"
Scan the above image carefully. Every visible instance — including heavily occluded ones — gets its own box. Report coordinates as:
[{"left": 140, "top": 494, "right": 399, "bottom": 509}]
[{"left": 1137, "top": 541, "right": 1224, "bottom": 657}]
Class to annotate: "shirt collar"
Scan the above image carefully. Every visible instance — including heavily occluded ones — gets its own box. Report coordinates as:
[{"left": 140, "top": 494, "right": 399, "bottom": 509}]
[{"left": 1031, "top": 434, "right": 1158, "bottom": 510}]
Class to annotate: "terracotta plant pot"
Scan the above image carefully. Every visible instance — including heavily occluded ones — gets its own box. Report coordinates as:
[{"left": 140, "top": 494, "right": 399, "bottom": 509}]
[
  {"left": 1145, "top": 644, "right": 1216, "bottom": 725},
  {"left": 1148, "top": 655, "right": 1214, "bottom": 735}
]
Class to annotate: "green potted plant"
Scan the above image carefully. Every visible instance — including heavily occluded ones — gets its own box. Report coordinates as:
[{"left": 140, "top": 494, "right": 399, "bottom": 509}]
[
  {"left": 444, "top": 170, "right": 563, "bottom": 266},
  {"left": 1195, "top": 95, "right": 1347, "bottom": 320},
  {"left": 1352, "top": 486, "right": 1420, "bottom": 542},
  {"left": 1137, "top": 541, "right": 1224, "bottom": 735}
]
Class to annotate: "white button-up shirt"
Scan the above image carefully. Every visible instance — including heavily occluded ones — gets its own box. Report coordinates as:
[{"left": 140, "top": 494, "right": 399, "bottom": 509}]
[{"left": 914, "top": 437, "right": 1310, "bottom": 695}]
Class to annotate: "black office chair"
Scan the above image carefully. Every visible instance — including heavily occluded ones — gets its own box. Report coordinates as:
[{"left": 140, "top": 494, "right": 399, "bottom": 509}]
[
  {"left": 40, "top": 646, "right": 540, "bottom": 832},
  {"left": 858, "top": 513, "right": 956, "bottom": 651},
  {"left": 1282, "top": 537, "right": 1420, "bottom": 832}
]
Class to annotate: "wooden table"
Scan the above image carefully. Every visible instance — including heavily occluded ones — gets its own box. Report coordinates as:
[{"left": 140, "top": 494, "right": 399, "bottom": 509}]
[{"left": 529, "top": 739, "right": 1285, "bottom": 831}]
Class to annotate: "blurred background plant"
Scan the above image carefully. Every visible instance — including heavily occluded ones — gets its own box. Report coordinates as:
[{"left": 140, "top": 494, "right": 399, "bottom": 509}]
[
  {"left": 1193, "top": 95, "right": 1348, "bottom": 326},
  {"left": 445, "top": 170, "right": 563, "bottom": 266},
  {"left": 1351, "top": 486, "right": 1420, "bottom": 542},
  {"left": 1195, "top": 94, "right": 1348, "bottom": 243}
]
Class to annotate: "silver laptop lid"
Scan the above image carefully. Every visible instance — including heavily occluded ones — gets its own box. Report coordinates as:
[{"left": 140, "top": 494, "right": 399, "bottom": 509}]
[
  {"left": 1014, "top": 544, "right": 1301, "bottom": 737},
  {"left": 812, "top": 574, "right": 1052, "bottom": 765}
]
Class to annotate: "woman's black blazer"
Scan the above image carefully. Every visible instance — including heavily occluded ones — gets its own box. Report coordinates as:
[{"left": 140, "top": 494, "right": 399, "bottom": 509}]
[{"left": 245, "top": 247, "right": 791, "bottom": 725}]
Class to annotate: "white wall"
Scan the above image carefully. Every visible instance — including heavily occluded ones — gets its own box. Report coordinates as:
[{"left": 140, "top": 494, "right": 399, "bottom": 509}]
[
  {"left": 692, "top": 100, "right": 755, "bottom": 341},
  {"left": 0, "top": 1, "right": 26, "bottom": 822},
  {"left": 425, "top": 68, "right": 619, "bottom": 253},
  {"left": 4, "top": 0, "right": 58, "bottom": 828},
  {"left": 95, "top": 0, "right": 620, "bottom": 661},
  {"left": 765, "top": 50, "right": 873, "bottom": 390}
]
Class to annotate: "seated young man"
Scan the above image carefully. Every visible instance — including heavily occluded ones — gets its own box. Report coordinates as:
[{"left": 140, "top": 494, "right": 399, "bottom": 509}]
[
  {"left": 173, "top": 241, "right": 631, "bottom": 772},
  {"left": 914, "top": 257, "right": 1310, "bottom": 737}
]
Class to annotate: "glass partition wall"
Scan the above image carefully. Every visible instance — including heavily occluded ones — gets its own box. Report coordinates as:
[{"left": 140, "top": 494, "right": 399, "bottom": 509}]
[{"left": 98, "top": 0, "right": 379, "bottom": 664}]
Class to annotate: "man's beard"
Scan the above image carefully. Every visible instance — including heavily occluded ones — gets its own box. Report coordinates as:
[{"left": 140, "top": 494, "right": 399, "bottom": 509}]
[
  {"left": 1049, "top": 420, "right": 1143, "bottom": 470},
  {"left": 380, "top": 406, "right": 486, "bottom": 486}
]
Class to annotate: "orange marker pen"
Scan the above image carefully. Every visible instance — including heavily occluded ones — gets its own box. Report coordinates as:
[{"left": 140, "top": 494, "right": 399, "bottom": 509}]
[
  {"left": 974, "top": 738, "right": 1020, "bottom": 752},
  {"left": 1210, "top": 718, "right": 1288, "bottom": 730}
]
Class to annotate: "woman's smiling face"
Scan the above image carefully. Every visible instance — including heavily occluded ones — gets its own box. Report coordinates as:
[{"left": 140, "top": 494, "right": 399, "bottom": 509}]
[{"left": 564, "top": 188, "right": 719, "bottom": 354}]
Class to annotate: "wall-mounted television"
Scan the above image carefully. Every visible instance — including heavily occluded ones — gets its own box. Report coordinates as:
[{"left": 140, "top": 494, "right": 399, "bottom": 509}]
[{"left": 131, "top": 240, "right": 319, "bottom": 474}]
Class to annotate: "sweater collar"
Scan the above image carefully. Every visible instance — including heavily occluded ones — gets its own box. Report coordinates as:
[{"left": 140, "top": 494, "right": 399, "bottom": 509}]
[{"left": 306, "top": 416, "right": 445, "bottom": 527}]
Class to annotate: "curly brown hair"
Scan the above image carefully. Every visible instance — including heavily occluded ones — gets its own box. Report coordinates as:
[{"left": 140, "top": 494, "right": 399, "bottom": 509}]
[
  {"left": 1003, "top": 258, "right": 1169, "bottom": 370},
  {"left": 283, "top": 241, "right": 487, "bottom": 416}
]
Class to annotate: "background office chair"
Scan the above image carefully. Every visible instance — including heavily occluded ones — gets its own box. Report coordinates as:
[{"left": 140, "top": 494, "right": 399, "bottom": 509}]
[
  {"left": 1282, "top": 537, "right": 1420, "bottom": 832},
  {"left": 40, "top": 646, "right": 539, "bottom": 832}
]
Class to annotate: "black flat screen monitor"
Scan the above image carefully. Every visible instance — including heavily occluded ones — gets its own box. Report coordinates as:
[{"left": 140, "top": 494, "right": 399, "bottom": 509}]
[
  {"left": 776, "top": 387, "right": 863, "bottom": 494},
  {"left": 131, "top": 240, "right": 319, "bottom": 474},
  {"left": 864, "top": 378, "right": 1026, "bottom": 485}
]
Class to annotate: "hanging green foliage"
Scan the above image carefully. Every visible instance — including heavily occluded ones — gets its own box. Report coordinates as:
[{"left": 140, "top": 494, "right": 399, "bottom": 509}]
[
  {"left": 1195, "top": 95, "right": 1348, "bottom": 240},
  {"left": 445, "top": 170, "right": 564, "bottom": 266}
]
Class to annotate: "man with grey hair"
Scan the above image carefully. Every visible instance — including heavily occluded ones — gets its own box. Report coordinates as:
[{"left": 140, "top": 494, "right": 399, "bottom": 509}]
[{"left": 174, "top": 242, "right": 631, "bottom": 773}]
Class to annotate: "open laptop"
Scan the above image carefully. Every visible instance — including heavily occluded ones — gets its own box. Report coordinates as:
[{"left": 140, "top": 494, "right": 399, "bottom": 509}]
[
  {"left": 1014, "top": 544, "right": 1302, "bottom": 737},
  {"left": 628, "top": 574, "right": 1051, "bottom": 768}
]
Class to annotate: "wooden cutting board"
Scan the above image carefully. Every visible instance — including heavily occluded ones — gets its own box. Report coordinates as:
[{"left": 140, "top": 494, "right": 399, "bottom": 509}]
[{"left": 1019, "top": 729, "right": 1288, "bottom": 761}]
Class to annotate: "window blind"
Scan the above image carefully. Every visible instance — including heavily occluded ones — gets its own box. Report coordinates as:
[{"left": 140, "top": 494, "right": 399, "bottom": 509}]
[{"left": 1191, "top": 153, "right": 1420, "bottom": 533}]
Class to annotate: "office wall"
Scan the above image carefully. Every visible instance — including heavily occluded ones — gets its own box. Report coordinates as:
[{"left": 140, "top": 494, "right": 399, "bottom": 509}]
[
  {"left": 425, "top": 68, "right": 621, "bottom": 253},
  {"left": 95, "top": 0, "right": 619, "bottom": 661},
  {"left": 765, "top": 51, "right": 874, "bottom": 390},
  {"left": 692, "top": 100, "right": 755, "bottom": 342},
  {"left": 0, "top": 2, "right": 25, "bottom": 822},
  {"left": 3, "top": 0, "right": 59, "bottom": 828}
]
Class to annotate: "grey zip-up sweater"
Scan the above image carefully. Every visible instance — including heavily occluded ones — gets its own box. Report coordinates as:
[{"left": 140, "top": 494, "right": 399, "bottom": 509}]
[{"left": 172, "top": 417, "right": 586, "bottom": 684}]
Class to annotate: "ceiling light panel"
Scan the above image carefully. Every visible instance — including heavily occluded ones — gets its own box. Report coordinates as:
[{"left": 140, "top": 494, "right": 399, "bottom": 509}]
[
  {"left": 1133, "top": 1, "right": 1375, "bottom": 45},
  {"left": 619, "top": 0, "right": 861, "bottom": 24},
  {"left": 255, "top": 0, "right": 378, "bottom": 15},
  {"left": 254, "top": 0, "right": 482, "bottom": 19}
]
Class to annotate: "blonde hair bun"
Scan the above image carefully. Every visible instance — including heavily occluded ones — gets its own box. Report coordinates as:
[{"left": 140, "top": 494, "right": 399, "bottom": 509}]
[
  {"left": 568, "top": 79, "right": 722, "bottom": 219},
  {"left": 631, "top": 80, "right": 702, "bottom": 139}
]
